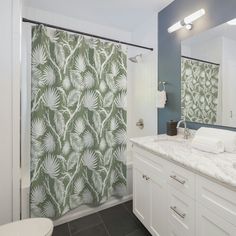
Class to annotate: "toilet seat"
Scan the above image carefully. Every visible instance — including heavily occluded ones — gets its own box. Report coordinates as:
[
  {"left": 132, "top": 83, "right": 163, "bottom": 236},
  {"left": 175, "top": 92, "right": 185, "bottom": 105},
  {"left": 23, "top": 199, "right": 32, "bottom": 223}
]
[{"left": 0, "top": 218, "right": 53, "bottom": 236}]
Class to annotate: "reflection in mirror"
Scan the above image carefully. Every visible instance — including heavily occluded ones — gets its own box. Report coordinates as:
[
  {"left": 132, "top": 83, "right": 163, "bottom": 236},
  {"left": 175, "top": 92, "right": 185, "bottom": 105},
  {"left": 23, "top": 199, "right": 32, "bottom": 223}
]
[{"left": 181, "top": 19, "right": 236, "bottom": 128}]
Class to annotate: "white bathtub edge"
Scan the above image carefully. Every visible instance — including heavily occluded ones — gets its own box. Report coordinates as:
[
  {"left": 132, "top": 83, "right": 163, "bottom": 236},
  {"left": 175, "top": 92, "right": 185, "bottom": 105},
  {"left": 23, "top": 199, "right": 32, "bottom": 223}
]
[{"left": 54, "top": 194, "right": 133, "bottom": 226}]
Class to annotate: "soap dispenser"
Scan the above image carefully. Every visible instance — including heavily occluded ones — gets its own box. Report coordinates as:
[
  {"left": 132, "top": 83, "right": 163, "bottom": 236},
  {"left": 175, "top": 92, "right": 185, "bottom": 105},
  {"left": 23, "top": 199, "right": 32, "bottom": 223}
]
[{"left": 166, "top": 120, "right": 177, "bottom": 136}]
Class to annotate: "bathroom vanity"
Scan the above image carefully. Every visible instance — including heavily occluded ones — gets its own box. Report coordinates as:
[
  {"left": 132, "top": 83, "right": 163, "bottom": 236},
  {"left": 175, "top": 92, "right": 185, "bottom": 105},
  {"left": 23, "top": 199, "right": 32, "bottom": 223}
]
[{"left": 131, "top": 135, "right": 236, "bottom": 236}]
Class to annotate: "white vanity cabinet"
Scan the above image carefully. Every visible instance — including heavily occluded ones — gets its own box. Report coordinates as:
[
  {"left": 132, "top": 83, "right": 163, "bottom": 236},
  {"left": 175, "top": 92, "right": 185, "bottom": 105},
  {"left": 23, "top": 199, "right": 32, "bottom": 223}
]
[
  {"left": 132, "top": 145, "right": 236, "bottom": 236},
  {"left": 133, "top": 147, "right": 167, "bottom": 236},
  {"left": 196, "top": 204, "right": 236, "bottom": 236},
  {"left": 195, "top": 176, "right": 236, "bottom": 236}
]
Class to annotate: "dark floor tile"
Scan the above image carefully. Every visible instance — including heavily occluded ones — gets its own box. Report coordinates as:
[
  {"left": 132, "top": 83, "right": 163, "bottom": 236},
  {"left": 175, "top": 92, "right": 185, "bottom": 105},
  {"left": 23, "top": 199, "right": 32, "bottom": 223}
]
[
  {"left": 99, "top": 204, "right": 140, "bottom": 236},
  {"left": 53, "top": 223, "right": 70, "bottom": 236},
  {"left": 69, "top": 213, "right": 102, "bottom": 235},
  {"left": 123, "top": 201, "right": 133, "bottom": 214},
  {"left": 126, "top": 228, "right": 152, "bottom": 236},
  {"left": 131, "top": 216, "right": 152, "bottom": 235},
  {"left": 123, "top": 201, "right": 145, "bottom": 227},
  {"left": 72, "top": 224, "right": 109, "bottom": 236}
]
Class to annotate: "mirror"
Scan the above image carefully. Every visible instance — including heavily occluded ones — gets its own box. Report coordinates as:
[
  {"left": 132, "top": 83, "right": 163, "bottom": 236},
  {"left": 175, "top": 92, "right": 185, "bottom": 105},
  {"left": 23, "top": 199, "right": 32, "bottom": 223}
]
[{"left": 181, "top": 19, "right": 236, "bottom": 128}]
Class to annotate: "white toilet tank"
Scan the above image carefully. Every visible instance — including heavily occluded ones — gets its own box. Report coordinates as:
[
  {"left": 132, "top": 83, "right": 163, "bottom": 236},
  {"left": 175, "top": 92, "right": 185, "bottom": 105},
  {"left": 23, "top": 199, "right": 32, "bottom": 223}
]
[{"left": 0, "top": 218, "right": 53, "bottom": 236}]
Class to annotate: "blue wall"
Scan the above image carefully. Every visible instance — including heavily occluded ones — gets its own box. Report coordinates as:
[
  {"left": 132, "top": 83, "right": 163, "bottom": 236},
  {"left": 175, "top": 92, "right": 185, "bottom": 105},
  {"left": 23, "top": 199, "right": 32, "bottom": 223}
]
[{"left": 158, "top": 0, "right": 236, "bottom": 134}]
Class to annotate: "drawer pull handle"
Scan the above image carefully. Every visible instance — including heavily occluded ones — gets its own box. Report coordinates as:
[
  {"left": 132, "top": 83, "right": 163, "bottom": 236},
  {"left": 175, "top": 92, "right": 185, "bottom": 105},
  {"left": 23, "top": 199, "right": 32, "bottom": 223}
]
[
  {"left": 170, "top": 206, "right": 186, "bottom": 219},
  {"left": 142, "top": 174, "right": 150, "bottom": 181},
  {"left": 170, "top": 175, "right": 186, "bottom": 185}
]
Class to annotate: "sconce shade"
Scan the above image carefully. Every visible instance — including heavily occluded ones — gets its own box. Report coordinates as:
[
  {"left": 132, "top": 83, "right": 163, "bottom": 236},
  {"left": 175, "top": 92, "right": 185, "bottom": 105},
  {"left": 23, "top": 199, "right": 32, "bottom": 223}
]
[
  {"left": 168, "top": 8, "right": 205, "bottom": 33},
  {"left": 227, "top": 18, "right": 236, "bottom": 25},
  {"left": 168, "top": 21, "right": 183, "bottom": 33},
  {"left": 184, "top": 9, "right": 205, "bottom": 25}
]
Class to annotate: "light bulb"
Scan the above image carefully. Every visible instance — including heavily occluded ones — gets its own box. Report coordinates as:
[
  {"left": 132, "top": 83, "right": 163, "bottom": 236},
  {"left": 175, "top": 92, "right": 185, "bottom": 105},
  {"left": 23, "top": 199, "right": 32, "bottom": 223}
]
[
  {"left": 184, "top": 9, "right": 205, "bottom": 25},
  {"left": 168, "top": 21, "right": 183, "bottom": 33},
  {"left": 227, "top": 18, "right": 236, "bottom": 25}
]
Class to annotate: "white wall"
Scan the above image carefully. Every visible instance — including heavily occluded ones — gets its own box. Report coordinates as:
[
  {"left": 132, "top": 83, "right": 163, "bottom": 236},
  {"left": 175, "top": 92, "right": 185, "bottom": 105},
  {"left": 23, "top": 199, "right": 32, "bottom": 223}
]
[
  {"left": 181, "top": 45, "right": 191, "bottom": 56},
  {"left": 0, "top": 0, "right": 21, "bottom": 225},
  {"left": 183, "top": 37, "right": 222, "bottom": 64},
  {"left": 129, "top": 13, "right": 158, "bottom": 139},
  {"left": 23, "top": 7, "right": 132, "bottom": 42},
  {"left": 221, "top": 37, "right": 236, "bottom": 126},
  {"left": 0, "top": 0, "right": 13, "bottom": 225}
]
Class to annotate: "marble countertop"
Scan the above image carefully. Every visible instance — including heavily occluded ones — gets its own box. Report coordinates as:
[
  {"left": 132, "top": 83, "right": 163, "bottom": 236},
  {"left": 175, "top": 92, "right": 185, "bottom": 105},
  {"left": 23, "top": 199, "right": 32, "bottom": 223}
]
[{"left": 130, "top": 134, "right": 236, "bottom": 190}]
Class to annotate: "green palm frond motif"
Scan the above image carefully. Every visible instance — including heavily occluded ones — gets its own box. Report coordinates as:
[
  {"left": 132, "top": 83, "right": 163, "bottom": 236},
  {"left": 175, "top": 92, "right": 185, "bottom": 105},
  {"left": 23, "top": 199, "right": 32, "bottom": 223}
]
[
  {"left": 181, "top": 57, "right": 220, "bottom": 124},
  {"left": 30, "top": 25, "right": 127, "bottom": 219}
]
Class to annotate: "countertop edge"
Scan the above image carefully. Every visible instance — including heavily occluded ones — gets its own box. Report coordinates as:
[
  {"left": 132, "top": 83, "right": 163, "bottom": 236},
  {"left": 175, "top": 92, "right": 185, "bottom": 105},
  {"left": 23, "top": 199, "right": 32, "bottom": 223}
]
[{"left": 130, "top": 139, "right": 236, "bottom": 192}]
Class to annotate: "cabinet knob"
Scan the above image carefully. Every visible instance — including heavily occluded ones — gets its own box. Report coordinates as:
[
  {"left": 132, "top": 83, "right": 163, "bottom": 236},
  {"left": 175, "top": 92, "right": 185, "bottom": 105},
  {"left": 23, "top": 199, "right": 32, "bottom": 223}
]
[{"left": 142, "top": 174, "right": 150, "bottom": 181}]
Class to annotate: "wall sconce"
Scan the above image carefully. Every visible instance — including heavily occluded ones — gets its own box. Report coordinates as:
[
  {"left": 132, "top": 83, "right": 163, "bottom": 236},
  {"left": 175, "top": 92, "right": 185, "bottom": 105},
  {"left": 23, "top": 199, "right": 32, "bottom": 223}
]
[{"left": 168, "top": 9, "right": 206, "bottom": 33}]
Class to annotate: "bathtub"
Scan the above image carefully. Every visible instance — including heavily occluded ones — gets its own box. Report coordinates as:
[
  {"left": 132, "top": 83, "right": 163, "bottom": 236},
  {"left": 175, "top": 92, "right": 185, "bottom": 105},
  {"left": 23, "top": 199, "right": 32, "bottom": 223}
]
[{"left": 21, "top": 162, "right": 133, "bottom": 226}]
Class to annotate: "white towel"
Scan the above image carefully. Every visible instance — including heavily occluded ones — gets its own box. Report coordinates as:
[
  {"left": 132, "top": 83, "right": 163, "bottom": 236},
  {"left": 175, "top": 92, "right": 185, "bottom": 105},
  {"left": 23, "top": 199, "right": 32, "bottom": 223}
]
[
  {"left": 157, "top": 90, "right": 167, "bottom": 108},
  {"left": 191, "top": 135, "right": 224, "bottom": 154},
  {"left": 196, "top": 127, "right": 236, "bottom": 153}
]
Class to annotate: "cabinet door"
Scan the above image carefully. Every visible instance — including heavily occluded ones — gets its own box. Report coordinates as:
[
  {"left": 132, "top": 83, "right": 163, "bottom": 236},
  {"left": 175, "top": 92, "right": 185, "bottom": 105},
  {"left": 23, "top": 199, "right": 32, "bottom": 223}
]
[
  {"left": 133, "top": 150, "right": 168, "bottom": 236},
  {"left": 149, "top": 176, "right": 167, "bottom": 236},
  {"left": 196, "top": 204, "right": 236, "bottom": 236},
  {"left": 133, "top": 168, "right": 149, "bottom": 225}
]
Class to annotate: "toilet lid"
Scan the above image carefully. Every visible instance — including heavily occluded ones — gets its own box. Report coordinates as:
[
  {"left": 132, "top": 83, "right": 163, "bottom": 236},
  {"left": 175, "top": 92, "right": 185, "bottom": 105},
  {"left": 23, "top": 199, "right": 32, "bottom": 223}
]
[{"left": 0, "top": 218, "right": 53, "bottom": 236}]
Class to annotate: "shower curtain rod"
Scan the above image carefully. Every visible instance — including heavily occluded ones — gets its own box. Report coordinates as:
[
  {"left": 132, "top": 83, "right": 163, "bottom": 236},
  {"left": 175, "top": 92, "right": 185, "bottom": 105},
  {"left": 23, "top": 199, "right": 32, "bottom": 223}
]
[
  {"left": 22, "top": 18, "right": 154, "bottom": 51},
  {"left": 181, "top": 55, "right": 220, "bottom": 66}
]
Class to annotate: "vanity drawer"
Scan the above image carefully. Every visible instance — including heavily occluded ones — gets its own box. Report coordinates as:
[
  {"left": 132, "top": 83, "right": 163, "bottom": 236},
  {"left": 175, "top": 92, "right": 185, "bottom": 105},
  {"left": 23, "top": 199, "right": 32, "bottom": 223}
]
[
  {"left": 133, "top": 151, "right": 165, "bottom": 180},
  {"left": 167, "top": 186, "right": 195, "bottom": 236},
  {"left": 167, "top": 162, "right": 195, "bottom": 199},
  {"left": 168, "top": 221, "right": 194, "bottom": 236},
  {"left": 132, "top": 146, "right": 167, "bottom": 178},
  {"left": 196, "top": 176, "right": 236, "bottom": 226}
]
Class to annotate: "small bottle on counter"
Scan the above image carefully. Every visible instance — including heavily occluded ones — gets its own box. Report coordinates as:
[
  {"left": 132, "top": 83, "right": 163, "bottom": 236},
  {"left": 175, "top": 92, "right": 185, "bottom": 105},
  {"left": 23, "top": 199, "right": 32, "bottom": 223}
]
[{"left": 166, "top": 120, "right": 178, "bottom": 136}]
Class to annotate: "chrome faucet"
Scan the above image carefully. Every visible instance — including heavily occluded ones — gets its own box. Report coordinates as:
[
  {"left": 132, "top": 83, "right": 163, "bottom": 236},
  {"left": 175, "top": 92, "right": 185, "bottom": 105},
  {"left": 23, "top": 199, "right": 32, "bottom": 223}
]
[{"left": 176, "top": 119, "right": 190, "bottom": 139}]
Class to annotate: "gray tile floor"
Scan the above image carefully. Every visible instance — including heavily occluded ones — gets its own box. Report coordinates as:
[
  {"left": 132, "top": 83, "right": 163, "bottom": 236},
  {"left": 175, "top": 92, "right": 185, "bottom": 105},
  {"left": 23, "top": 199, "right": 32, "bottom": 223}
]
[{"left": 53, "top": 201, "right": 151, "bottom": 236}]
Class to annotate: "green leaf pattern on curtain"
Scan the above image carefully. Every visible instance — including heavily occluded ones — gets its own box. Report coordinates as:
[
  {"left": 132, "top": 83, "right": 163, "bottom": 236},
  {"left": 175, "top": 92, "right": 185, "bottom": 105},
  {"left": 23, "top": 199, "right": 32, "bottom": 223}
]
[
  {"left": 181, "top": 57, "right": 220, "bottom": 124},
  {"left": 30, "top": 25, "right": 127, "bottom": 219}
]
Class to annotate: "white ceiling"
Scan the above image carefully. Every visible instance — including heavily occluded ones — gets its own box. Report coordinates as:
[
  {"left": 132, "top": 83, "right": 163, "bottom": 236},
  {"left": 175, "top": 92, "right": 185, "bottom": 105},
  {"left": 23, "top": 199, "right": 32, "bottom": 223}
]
[{"left": 23, "top": 0, "right": 174, "bottom": 31}]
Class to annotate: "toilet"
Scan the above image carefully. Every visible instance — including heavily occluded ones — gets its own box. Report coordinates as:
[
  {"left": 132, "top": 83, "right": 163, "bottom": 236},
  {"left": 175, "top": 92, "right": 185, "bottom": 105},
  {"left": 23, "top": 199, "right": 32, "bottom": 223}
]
[{"left": 0, "top": 218, "right": 53, "bottom": 236}]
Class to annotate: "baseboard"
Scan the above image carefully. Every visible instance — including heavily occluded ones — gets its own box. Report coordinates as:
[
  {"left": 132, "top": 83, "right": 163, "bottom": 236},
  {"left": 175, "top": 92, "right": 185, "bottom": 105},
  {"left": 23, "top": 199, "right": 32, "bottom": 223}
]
[{"left": 54, "top": 195, "right": 133, "bottom": 226}]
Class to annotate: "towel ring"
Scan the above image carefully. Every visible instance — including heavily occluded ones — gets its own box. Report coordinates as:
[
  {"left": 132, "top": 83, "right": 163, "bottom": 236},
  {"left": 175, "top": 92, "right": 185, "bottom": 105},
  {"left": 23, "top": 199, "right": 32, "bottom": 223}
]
[{"left": 159, "top": 81, "right": 166, "bottom": 91}]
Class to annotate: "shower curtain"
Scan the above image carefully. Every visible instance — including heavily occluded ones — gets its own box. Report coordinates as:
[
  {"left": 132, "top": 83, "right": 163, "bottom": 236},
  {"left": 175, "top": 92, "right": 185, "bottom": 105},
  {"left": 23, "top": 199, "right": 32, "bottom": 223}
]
[
  {"left": 181, "top": 57, "right": 220, "bottom": 124},
  {"left": 30, "top": 25, "right": 127, "bottom": 219}
]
